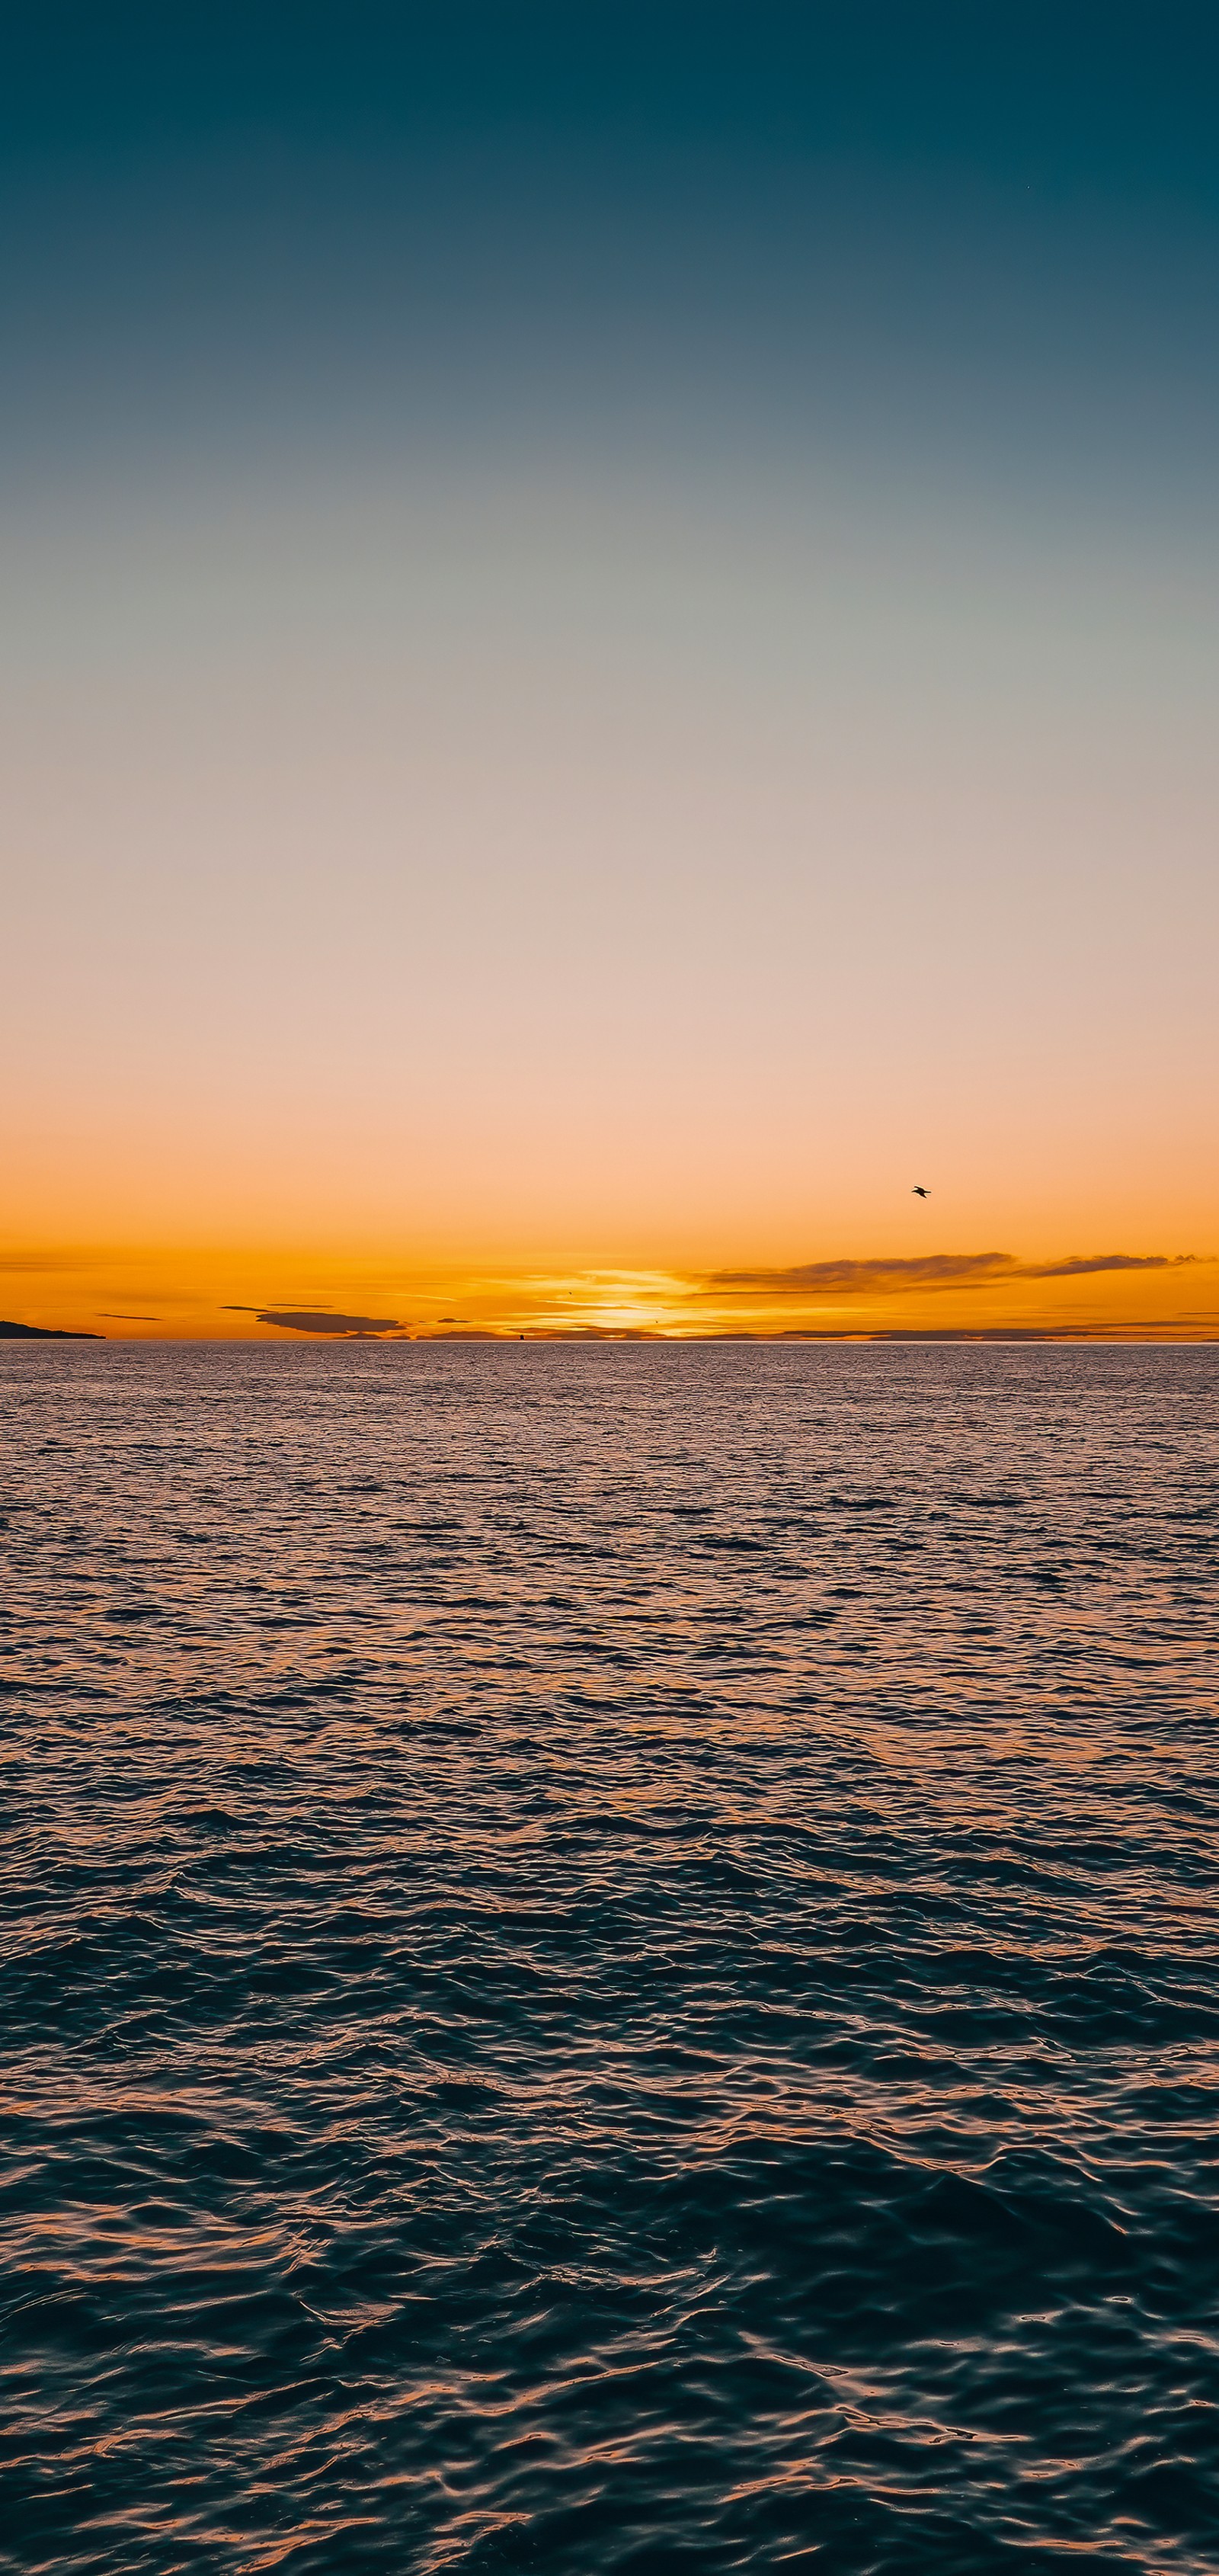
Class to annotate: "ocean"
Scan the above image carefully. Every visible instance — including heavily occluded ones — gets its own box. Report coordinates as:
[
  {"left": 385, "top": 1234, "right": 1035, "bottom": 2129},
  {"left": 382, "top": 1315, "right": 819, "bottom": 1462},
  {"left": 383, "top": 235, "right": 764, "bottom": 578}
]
[{"left": 2, "top": 1341, "right": 1216, "bottom": 2572}]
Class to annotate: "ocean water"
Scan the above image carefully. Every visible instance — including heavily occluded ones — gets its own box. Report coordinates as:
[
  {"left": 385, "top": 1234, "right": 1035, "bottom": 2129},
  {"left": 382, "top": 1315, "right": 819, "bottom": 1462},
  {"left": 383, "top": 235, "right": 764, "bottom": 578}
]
[{"left": 2, "top": 1340, "right": 1217, "bottom": 2575}]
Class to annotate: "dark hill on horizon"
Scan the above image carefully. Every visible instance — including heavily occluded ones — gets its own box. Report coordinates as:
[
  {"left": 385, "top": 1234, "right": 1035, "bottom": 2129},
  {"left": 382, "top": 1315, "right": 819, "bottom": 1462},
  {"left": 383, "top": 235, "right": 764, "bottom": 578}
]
[{"left": 0, "top": 1320, "right": 101, "bottom": 1339}]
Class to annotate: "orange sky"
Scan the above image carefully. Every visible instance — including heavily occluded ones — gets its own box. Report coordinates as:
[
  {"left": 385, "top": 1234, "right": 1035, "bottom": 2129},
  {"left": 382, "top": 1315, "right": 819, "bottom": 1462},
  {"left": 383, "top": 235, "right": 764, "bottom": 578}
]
[
  {"left": 3, "top": 1240, "right": 1215, "bottom": 1341},
  {"left": 3, "top": 448, "right": 1216, "bottom": 1332}
]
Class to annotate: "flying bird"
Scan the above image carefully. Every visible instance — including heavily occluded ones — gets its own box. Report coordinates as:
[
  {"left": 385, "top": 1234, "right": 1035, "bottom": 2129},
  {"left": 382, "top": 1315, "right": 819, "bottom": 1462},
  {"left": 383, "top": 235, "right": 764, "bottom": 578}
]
[{"left": 911, "top": 1185, "right": 930, "bottom": 1197}]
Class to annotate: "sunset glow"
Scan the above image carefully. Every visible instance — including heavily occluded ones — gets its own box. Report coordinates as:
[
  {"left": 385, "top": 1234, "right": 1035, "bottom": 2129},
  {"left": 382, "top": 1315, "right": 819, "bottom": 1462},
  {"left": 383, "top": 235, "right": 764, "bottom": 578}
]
[
  {"left": 4, "top": 1245, "right": 1214, "bottom": 1343},
  {"left": 2, "top": 8, "right": 1215, "bottom": 1339}
]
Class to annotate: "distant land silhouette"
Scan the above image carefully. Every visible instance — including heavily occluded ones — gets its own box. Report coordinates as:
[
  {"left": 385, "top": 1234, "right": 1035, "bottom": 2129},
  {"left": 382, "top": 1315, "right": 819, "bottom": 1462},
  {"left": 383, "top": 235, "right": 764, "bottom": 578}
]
[{"left": 0, "top": 1320, "right": 101, "bottom": 1339}]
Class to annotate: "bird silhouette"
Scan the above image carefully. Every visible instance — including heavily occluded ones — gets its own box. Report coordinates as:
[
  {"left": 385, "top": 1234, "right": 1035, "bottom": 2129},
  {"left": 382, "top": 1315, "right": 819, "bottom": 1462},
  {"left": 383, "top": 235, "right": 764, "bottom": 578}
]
[{"left": 911, "top": 1185, "right": 930, "bottom": 1197}]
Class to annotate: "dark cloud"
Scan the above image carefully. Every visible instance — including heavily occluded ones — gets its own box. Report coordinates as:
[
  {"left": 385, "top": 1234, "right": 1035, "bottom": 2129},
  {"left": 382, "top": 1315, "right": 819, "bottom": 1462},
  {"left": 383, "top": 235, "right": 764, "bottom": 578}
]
[
  {"left": 703, "top": 1252, "right": 1198, "bottom": 1300},
  {"left": 707, "top": 1255, "right": 1013, "bottom": 1299},
  {"left": 1019, "top": 1254, "right": 1190, "bottom": 1280},
  {"left": 418, "top": 1327, "right": 498, "bottom": 1339},
  {"left": 0, "top": 1249, "right": 95, "bottom": 1273},
  {"left": 99, "top": 1312, "right": 161, "bottom": 1321},
  {"left": 251, "top": 1309, "right": 402, "bottom": 1336}
]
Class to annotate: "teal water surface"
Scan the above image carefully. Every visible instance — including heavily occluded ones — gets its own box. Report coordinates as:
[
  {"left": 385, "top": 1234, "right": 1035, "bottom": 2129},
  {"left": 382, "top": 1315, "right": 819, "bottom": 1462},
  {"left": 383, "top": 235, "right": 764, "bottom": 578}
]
[{"left": 2, "top": 1342, "right": 1217, "bottom": 2572}]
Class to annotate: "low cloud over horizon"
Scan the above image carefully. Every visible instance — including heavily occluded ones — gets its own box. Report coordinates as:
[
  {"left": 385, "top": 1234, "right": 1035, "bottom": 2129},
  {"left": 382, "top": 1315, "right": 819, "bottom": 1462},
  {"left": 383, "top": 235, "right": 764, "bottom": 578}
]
[
  {"left": 2, "top": 1240, "right": 1214, "bottom": 1342},
  {"left": 181, "top": 1251, "right": 1219, "bottom": 1344},
  {"left": 704, "top": 1252, "right": 1198, "bottom": 1302},
  {"left": 222, "top": 1306, "right": 404, "bottom": 1335}
]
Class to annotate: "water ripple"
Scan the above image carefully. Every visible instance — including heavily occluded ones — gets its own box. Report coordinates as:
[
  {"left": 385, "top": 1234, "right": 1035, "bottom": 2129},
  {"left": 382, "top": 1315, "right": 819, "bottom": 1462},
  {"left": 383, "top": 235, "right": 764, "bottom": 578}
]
[{"left": 1, "top": 1342, "right": 1217, "bottom": 2571}]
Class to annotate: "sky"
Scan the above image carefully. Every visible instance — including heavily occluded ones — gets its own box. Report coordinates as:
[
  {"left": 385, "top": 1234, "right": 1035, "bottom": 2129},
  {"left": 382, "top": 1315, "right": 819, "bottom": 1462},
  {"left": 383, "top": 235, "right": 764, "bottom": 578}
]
[{"left": 2, "top": 3, "right": 1217, "bottom": 1339}]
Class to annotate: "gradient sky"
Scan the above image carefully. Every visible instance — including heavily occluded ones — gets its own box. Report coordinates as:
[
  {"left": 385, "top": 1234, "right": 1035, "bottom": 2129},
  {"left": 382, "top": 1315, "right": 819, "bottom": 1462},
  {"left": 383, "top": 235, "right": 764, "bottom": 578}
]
[{"left": 3, "top": 4, "right": 1217, "bottom": 1337}]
